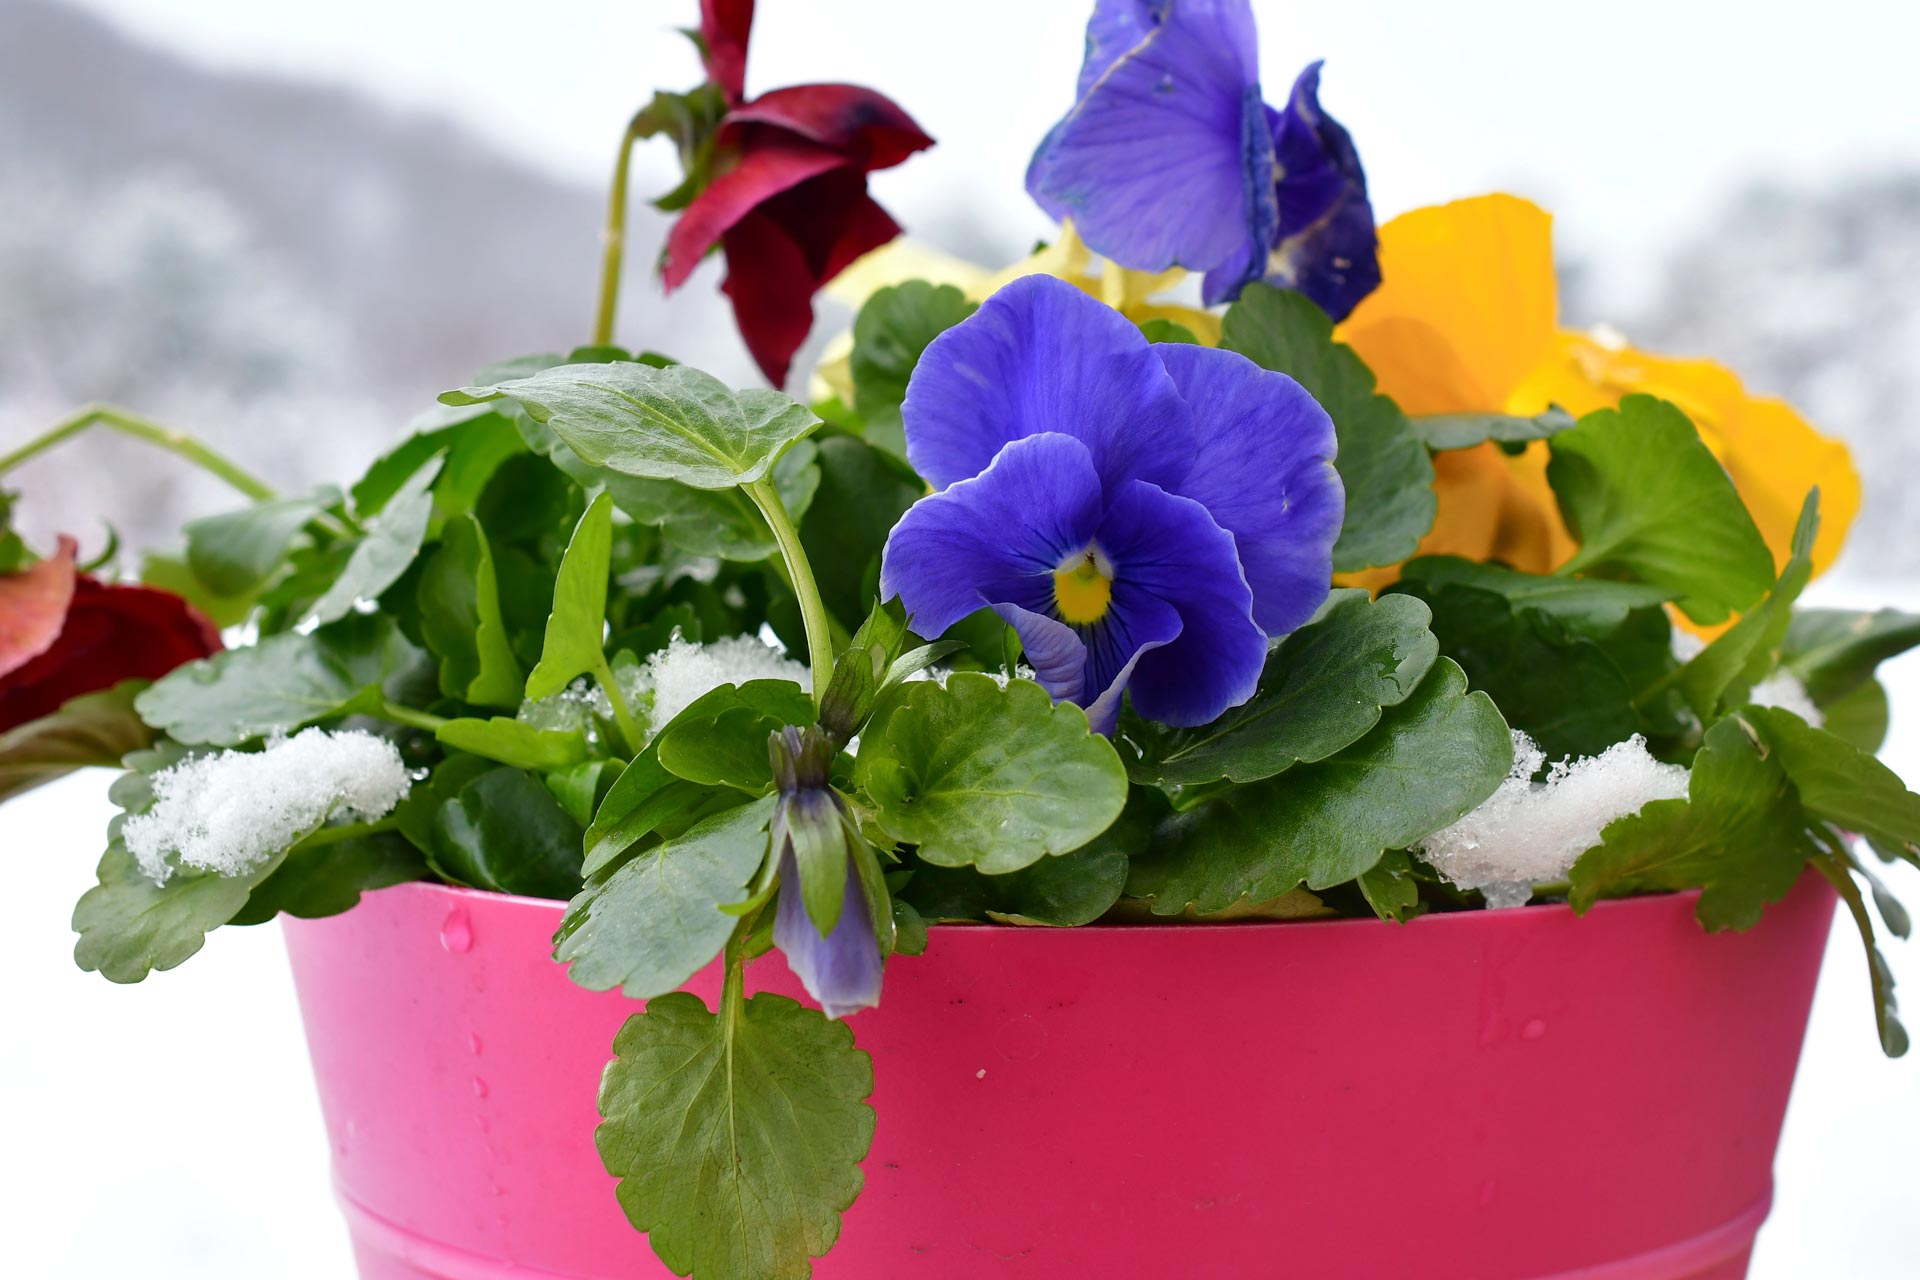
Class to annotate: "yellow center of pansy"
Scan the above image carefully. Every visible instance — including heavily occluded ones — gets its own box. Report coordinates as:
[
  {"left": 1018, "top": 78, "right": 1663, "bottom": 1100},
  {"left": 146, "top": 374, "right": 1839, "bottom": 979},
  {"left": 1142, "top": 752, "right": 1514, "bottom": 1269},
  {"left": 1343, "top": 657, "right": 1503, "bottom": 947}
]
[{"left": 1053, "top": 548, "right": 1113, "bottom": 625}]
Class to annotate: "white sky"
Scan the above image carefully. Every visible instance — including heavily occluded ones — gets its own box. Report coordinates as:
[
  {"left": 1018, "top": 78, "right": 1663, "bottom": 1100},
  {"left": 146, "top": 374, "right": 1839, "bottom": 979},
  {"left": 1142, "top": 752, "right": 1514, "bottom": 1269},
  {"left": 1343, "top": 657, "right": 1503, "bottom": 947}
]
[{"left": 64, "top": 0, "right": 1920, "bottom": 315}]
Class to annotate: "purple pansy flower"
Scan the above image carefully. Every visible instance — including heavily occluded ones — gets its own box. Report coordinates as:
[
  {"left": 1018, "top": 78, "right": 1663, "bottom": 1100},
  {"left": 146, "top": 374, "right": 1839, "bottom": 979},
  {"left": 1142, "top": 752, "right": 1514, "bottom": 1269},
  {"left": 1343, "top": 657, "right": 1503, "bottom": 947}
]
[
  {"left": 1026, "top": 0, "right": 1380, "bottom": 320},
  {"left": 769, "top": 726, "right": 883, "bottom": 1019},
  {"left": 878, "top": 275, "right": 1343, "bottom": 733}
]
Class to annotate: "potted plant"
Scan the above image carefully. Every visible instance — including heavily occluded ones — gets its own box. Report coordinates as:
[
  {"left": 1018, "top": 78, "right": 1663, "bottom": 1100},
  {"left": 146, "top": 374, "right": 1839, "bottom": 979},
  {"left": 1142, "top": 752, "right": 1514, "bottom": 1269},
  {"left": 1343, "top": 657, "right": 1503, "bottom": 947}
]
[{"left": 4, "top": 2, "right": 1914, "bottom": 1277}]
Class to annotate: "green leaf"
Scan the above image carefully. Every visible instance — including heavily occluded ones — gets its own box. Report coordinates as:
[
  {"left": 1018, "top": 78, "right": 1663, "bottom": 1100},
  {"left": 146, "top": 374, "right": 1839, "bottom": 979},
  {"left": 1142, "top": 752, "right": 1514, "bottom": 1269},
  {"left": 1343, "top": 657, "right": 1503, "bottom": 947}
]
[
  {"left": 139, "top": 550, "right": 256, "bottom": 628},
  {"left": 1408, "top": 408, "right": 1575, "bottom": 452},
  {"left": 1398, "top": 556, "right": 1676, "bottom": 635},
  {"left": 1125, "top": 659, "right": 1512, "bottom": 913},
  {"left": 429, "top": 766, "right": 585, "bottom": 900},
  {"left": 434, "top": 717, "right": 589, "bottom": 771},
  {"left": 229, "top": 832, "right": 426, "bottom": 926},
  {"left": 1743, "top": 706, "right": 1920, "bottom": 859},
  {"left": 546, "top": 759, "right": 620, "bottom": 827},
  {"left": 556, "top": 796, "right": 774, "bottom": 997},
  {"left": 819, "top": 597, "right": 920, "bottom": 744},
  {"left": 1357, "top": 849, "right": 1423, "bottom": 923},
  {"left": 1121, "top": 589, "right": 1438, "bottom": 788},
  {"left": 1677, "top": 492, "right": 1819, "bottom": 719},
  {"left": 184, "top": 488, "right": 339, "bottom": 597},
  {"left": 849, "top": 281, "right": 978, "bottom": 456},
  {"left": 1569, "top": 714, "right": 1809, "bottom": 931},
  {"left": 447, "top": 363, "right": 819, "bottom": 490},
  {"left": 1782, "top": 608, "right": 1920, "bottom": 706},
  {"left": 418, "top": 514, "right": 525, "bottom": 708},
  {"left": 136, "top": 614, "right": 422, "bottom": 746},
  {"left": 0, "top": 679, "right": 152, "bottom": 803},
  {"left": 74, "top": 840, "right": 269, "bottom": 982},
  {"left": 393, "top": 752, "right": 495, "bottom": 853},
  {"left": 1399, "top": 582, "right": 1642, "bottom": 763},
  {"left": 1820, "top": 678, "right": 1891, "bottom": 754},
  {"left": 1815, "top": 855, "right": 1909, "bottom": 1057},
  {"left": 903, "top": 842, "right": 1129, "bottom": 926},
  {"left": 798, "top": 436, "right": 923, "bottom": 631},
  {"left": 526, "top": 492, "right": 615, "bottom": 700},
  {"left": 857, "top": 674, "right": 1128, "bottom": 873},
  {"left": 1219, "top": 284, "right": 1436, "bottom": 571},
  {"left": 597, "top": 991, "right": 874, "bottom": 1280},
  {"left": 350, "top": 404, "right": 524, "bottom": 520},
  {"left": 1547, "top": 396, "right": 1774, "bottom": 624},
  {"left": 307, "top": 457, "right": 442, "bottom": 626},
  {"left": 1137, "top": 317, "right": 1200, "bottom": 344},
  {"left": 601, "top": 439, "right": 819, "bottom": 560},
  {"left": 654, "top": 680, "right": 814, "bottom": 794}
]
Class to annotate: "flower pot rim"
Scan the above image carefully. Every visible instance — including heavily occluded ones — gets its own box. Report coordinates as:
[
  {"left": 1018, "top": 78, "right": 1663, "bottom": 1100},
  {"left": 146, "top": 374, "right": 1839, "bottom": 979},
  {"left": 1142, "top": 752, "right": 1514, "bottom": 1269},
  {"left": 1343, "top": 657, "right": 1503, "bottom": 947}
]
[{"left": 395, "top": 876, "right": 1707, "bottom": 937}]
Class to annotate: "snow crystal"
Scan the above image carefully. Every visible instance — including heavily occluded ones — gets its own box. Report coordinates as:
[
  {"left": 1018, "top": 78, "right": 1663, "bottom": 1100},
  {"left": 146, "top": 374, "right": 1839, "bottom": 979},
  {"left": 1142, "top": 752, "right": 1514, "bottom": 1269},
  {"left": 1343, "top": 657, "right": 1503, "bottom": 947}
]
[
  {"left": 122, "top": 729, "right": 411, "bottom": 885},
  {"left": 642, "top": 633, "right": 810, "bottom": 732},
  {"left": 1417, "top": 731, "right": 1690, "bottom": 909}
]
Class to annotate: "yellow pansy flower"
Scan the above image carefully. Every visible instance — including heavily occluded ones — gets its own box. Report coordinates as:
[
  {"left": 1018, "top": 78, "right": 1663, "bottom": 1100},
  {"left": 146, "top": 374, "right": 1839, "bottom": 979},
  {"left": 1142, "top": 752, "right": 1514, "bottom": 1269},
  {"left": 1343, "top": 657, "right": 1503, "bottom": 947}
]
[
  {"left": 811, "top": 223, "right": 1220, "bottom": 404},
  {"left": 1336, "top": 194, "right": 1859, "bottom": 581}
]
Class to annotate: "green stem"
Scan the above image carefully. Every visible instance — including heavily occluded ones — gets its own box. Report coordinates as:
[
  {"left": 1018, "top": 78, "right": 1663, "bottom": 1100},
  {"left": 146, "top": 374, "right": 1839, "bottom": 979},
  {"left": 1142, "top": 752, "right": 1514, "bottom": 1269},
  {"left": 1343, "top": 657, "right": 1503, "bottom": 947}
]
[
  {"left": 377, "top": 700, "right": 448, "bottom": 733},
  {"left": 0, "top": 405, "right": 276, "bottom": 500},
  {"left": 591, "top": 115, "right": 646, "bottom": 347},
  {"left": 745, "top": 477, "right": 834, "bottom": 709},
  {"left": 296, "top": 816, "right": 400, "bottom": 850},
  {"left": 592, "top": 653, "right": 646, "bottom": 757}
]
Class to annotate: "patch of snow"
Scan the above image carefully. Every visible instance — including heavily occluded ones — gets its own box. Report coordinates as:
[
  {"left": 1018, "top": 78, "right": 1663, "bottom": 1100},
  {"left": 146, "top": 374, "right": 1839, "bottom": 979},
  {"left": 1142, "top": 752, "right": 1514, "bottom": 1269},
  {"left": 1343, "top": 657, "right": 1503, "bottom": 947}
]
[
  {"left": 642, "top": 633, "right": 810, "bottom": 732},
  {"left": 1418, "top": 731, "right": 1691, "bottom": 909},
  {"left": 1749, "top": 670, "right": 1825, "bottom": 726},
  {"left": 122, "top": 729, "right": 410, "bottom": 885}
]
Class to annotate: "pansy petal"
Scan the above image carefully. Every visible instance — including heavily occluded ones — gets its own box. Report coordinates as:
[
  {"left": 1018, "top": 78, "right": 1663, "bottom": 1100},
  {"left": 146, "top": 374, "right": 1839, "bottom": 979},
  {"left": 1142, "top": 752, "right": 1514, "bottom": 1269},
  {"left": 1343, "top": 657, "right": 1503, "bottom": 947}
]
[
  {"left": 903, "top": 275, "right": 1196, "bottom": 490},
  {"left": 0, "top": 534, "right": 77, "bottom": 680},
  {"left": 698, "top": 0, "right": 754, "bottom": 104},
  {"left": 773, "top": 849, "right": 883, "bottom": 1019},
  {"left": 662, "top": 137, "right": 845, "bottom": 289},
  {"left": 759, "top": 167, "right": 902, "bottom": 283},
  {"left": 1079, "top": 584, "right": 1182, "bottom": 735},
  {"left": 1027, "top": 0, "right": 1269, "bottom": 280},
  {"left": 0, "top": 573, "right": 221, "bottom": 733},
  {"left": 719, "top": 207, "right": 819, "bottom": 389},
  {"left": 1258, "top": 62, "right": 1380, "bottom": 322},
  {"left": 880, "top": 432, "right": 1105, "bottom": 639},
  {"left": 1337, "top": 194, "right": 1560, "bottom": 415},
  {"left": 1156, "top": 343, "right": 1341, "bottom": 635},
  {"left": 1098, "top": 480, "right": 1265, "bottom": 726},
  {"left": 726, "top": 84, "right": 934, "bottom": 171},
  {"left": 993, "top": 601, "right": 1089, "bottom": 707}
]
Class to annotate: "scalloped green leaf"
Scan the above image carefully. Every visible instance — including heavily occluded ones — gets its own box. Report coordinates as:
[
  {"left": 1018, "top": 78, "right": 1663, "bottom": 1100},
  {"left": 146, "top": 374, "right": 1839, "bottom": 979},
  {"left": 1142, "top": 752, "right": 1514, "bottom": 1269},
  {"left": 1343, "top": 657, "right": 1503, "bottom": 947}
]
[
  {"left": 1121, "top": 589, "right": 1438, "bottom": 788},
  {"left": 1547, "top": 395, "right": 1774, "bottom": 624},
  {"left": 446, "top": 362, "right": 819, "bottom": 490},
  {"left": 1125, "top": 659, "right": 1511, "bottom": 914},
  {"left": 597, "top": 991, "right": 874, "bottom": 1280},
  {"left": 418, "top": 513, "right": 524, "bottom": 708},
  {"left": 856, "top": 674, "right": 1127, "bottom": 873},
  {"left": 0, "top": 679, "right": 153, "bottom": 803}
]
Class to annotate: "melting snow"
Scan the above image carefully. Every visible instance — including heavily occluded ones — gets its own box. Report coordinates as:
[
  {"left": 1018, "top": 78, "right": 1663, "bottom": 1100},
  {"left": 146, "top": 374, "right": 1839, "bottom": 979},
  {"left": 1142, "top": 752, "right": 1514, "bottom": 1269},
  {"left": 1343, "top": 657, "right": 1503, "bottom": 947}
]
[
  {"left": 1418, "top": 731, "right": 1691, "bottom": 909},
  {"left": 123, "top": 728, "right": 411, "bottom": 884},
  {"left": 1671, "top": 629, "right": 1823, "bottom": 725},
  {"left": 643, "top": 633, "right": 810, "bottom": 731}
]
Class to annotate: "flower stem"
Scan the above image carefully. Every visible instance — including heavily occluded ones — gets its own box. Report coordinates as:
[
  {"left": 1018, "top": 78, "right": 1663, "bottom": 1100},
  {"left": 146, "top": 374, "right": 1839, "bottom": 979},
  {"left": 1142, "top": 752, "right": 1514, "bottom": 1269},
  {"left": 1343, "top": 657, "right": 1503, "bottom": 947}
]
[
  {"left": 590, "top": 115, "right": 646, "bottom": 348},
  {"left": 0, "top": 404, "right": 276, "bottom": 500},
  {"left": 592, "top": 652, "right": 647, "bottom": 757},
  {"left": 377, "top": 700, "right": 447, "bottom": 733},
  {"left": 745, "top": 476, "right": 834, "bottom": 709},
  {"left": 296, "top": 816, "right": 401, "bottom": 850}
]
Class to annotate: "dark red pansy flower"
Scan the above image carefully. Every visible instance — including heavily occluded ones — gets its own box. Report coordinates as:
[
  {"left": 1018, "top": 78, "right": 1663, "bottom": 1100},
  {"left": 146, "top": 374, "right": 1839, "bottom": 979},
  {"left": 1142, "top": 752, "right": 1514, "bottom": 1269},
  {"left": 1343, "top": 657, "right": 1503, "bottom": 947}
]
[
  {"left": 662, "top": 0, "right": 933, "bottom": 387},
  {"left": 0, "top": 536, "right": 222, "bottom": 732}
]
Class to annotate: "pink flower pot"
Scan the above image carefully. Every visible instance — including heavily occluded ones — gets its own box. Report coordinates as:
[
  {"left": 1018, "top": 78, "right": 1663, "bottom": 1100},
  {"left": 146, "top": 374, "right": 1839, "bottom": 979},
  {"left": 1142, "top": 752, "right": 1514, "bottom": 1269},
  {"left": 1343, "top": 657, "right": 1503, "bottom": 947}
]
[{"left": 283, "top": 874, "right": 1835, "bottom": 1280}]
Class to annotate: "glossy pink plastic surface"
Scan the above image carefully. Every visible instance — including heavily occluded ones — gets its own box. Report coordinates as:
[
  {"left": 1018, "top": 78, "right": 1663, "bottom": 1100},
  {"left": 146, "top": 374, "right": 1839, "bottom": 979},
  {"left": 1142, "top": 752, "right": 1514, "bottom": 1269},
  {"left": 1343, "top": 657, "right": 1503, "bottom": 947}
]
[{"left": 283, "top": 875, "right": 1834, "bottom": 1280}]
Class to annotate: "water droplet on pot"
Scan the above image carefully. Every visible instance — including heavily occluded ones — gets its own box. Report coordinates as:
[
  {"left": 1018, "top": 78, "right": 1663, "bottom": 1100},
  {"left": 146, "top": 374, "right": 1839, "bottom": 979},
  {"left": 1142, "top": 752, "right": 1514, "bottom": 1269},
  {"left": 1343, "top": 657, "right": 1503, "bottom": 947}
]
[
  {"left": 440, "top": 909, "right": 473, "bottom": 953},
  {"left": 468, "top": 1033, "right": 484, "bottom": 1056},
  {"left": 472, "top": 1076, "right": 489, "bottom": 1099},
  {"left": 1521, "top": 1018, "right": 1548, "bottom": 1041}
]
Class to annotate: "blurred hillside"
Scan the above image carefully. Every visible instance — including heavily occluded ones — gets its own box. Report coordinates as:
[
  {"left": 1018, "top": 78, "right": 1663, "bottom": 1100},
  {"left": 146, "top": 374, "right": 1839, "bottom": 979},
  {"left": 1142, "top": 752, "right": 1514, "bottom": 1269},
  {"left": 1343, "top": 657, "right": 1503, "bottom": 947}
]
[
  {"left": 0, "top": 0, "right": 741, "bottom": 550},
  {"left": 2, "top": 0, "right": 1915, "bottom": 581}
]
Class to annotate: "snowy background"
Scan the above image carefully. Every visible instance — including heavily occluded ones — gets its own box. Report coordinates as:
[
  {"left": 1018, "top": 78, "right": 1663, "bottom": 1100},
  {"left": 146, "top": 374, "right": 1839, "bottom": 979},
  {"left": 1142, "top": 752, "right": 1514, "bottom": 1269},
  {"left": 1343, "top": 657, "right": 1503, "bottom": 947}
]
[{"left": 1, "top": 0, "right": 1917, "bottom": 1273}]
